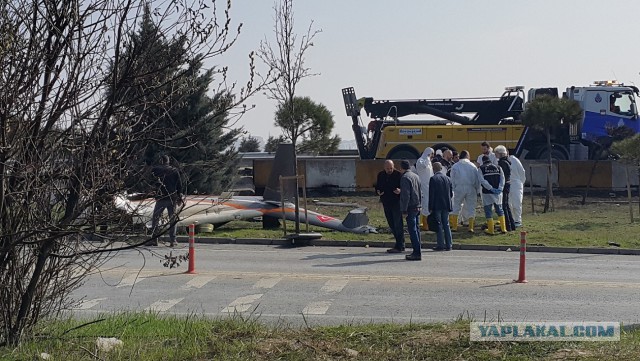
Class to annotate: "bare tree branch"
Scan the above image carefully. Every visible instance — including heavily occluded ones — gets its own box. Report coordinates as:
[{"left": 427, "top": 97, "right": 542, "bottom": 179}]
[{"left": 0, "top": 0, "right": 273, "bottom": 346}]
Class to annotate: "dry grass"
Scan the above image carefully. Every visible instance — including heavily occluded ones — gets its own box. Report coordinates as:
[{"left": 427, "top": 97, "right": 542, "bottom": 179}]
[{"left": 4, "top": 314, "right": 640, "bottom": 360}]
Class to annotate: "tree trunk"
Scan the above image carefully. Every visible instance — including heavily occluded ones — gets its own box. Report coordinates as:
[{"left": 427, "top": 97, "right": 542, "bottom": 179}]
[
  {"left": 293, "top": 150, "right": 301, "bottom": 234},
  {"left": 530, "top": 165, "right": 535, "bottom": 214},
  {"left": 626, "top": 165, "right": 633, "bottom": 223},
  {"left": 544, "top": 129, "right": 552, "bottom": 212},
  {"left": 291, "top": 115, "right": 300, "bottom": 235},
  {"left": 8, "top": 240, "right": 54, "bottom": 345},
  {"left": 581, "top": 159, "right": 599, "bottom": 205}
]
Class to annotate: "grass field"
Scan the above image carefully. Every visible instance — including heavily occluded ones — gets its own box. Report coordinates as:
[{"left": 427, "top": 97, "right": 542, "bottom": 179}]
[
  {"left": 198, "top": 191, "right": 640, "bottom": 249},
  {"left": 3, "top": 314, "right": 640, "bottom": 360}
]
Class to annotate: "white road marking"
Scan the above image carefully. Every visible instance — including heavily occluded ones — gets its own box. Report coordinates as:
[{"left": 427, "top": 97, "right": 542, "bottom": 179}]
[
  {"left": 116, "top": 274, "right": 145, "bottom": 288},
  {"left": 221, "top": 294, "right": 263, "bottom": 313},
  {"left": 320, "top": 279, "right": 348, "bottom": 293},
  {"left": 303, "top": 300, "right": 332, "bottom": 315},
  {"left": 145, "top": 298, "right": 184, "bottom": 312},
  {"left": 182, "top": 275, "right": 217, "bottom": 289},
  {"left": 72, "top": 298, "right": 106, "bottom": 310},
  {"left": 253, "top": 277, "right": 282, "bottom": 289},
  {"left": 96, "top": 269, "right": 640, "bottom": 289},
  {"left": 300, "top": 279, "right": 348, "bottom": 315}
]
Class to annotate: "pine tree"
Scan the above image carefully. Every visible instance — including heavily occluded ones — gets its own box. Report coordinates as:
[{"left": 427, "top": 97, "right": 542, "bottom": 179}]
[
  {"left": 239, "top": 136, "right": 262, "bottom": 152},
  {"left": 265, "top": 135, "right": 286, "bottom": 153},
  {"left": 111, "top": 6, "right": 240, "bottom": 194},
  {"left": 274, "top": 96, "right": 341, "bottom": 155}
]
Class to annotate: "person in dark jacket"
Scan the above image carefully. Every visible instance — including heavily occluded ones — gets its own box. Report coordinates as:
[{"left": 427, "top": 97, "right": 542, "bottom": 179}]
[
  {"left": 494, "top": 145, "right": 516, "bottom": 231},
  {"left": 440, "top": 149, "right": 454, "bottom": 175},
  {"left": 376, "top": 160, "right": 405, "bottom": 253},
  {"left": 399, "top": 160, "right": 422, "bottom": 261},
  {"left": 429, "top": 162, "right": 454, "bottom": 251},
  {"left": 477, "top": 155, "right": 505, "bottom": 235},
  {"left": 150, "top": 155, "right": 183, "bottom": 247}
]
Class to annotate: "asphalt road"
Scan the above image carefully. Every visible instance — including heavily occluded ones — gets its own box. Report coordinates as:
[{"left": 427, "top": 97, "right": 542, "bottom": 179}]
[{"left": 69, "top": 243, "right": 640, "bottom": 327}]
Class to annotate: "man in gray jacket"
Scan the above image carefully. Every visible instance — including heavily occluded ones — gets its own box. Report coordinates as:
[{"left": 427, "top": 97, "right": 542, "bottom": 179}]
[{"left": 399, "top": 160, "right": 422, "bottom": 261}]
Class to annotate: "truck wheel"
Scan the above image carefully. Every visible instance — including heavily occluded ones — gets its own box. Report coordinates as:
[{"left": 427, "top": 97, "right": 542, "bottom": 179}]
[{"left": 387, "top": 147, "right": 419, "bottom": 160}]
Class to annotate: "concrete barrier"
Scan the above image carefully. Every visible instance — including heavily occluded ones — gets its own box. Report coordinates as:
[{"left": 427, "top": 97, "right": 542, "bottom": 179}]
[
  {"left": 305, "top": 158, "right": 357, "bottom": 191},
  {"left": 251, "top": 158, "right": 639, "bottom": 193}
]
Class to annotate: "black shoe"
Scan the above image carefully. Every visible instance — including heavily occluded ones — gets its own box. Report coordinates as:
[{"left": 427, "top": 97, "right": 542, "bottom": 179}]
[
  {"left": 432, "top": 247, "right": 445, "bottom": 251},
  {"left": 169, "top": 241, "right": 177, "bottom": 247},
  {"left": 145, "top": 240, "right": 158, "bottom": 246},
  {"left": 386, "top": 248, "right": 404, "bottom": 253},
  {"left": 405, "top": 254, "right": 422, "bottom": 261},
  {"left": 445, "top": 248, "right": 452, "bottom": 251}
]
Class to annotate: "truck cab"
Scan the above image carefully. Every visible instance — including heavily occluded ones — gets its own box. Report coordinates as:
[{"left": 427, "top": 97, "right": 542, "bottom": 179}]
[
  {"left": 525, "top": 81, "right": 639, "bottom": 160},
  {"left": 567, "top": 82, "right": 639, "bottom": 144}
]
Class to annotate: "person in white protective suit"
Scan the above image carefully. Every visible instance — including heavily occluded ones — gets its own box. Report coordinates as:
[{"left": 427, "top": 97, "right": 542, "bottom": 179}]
[
  {"left": 449, "top": 150, "right": 480, "bottom": 232},
  {"left": 414, "top": 147, "right": 434, "bottom": 231},
  {"left": 508, "top": 153, "right": 526, "bottom": 227}
]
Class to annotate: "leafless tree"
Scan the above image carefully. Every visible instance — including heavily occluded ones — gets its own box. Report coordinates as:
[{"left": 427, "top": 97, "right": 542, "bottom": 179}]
[
  {"left": 257, "top": 0, "right": 319, "bottom": 234},
  {"left": 258, "top": 0, "right": 320, "bottom": 146},
  {"left": 0, "top": 0, "right": 267, "bottom": 346}
]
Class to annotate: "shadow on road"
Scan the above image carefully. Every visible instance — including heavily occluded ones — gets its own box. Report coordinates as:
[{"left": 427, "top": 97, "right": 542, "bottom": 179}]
[
  {"left": 313, "top": 258, "right": 411, "bottom": 267},
  {"left": 478, "top": 281, "right": 522, "bottom": 288},
  {"left": 302, "top": 251, "right": 391, "bottom": 261}
]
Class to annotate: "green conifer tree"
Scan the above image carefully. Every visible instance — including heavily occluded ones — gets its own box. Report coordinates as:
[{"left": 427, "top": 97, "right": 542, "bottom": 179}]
[{"left": 111, "top": 6, "right": 240, "bottom": 194}]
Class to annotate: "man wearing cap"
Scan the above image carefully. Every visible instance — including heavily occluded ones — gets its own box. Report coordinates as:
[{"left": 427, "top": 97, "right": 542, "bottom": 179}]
[
  {"left": 433, "top": 149, "right": 444, "bottom": 165},
  {"left": 477, "top": 155, "right": 505, "bottom": 235},
  {"left": 399, "top": 160, "right": 422, "bottom": 261}
]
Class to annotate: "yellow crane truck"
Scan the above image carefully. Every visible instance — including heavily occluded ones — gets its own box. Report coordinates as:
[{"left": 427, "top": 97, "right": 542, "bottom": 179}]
[
  {"left": 342, "top": 86, "right": 526, "bottom": 159},
  {"left": 342, "top": 82, "right": 640, "bottom": 160}
]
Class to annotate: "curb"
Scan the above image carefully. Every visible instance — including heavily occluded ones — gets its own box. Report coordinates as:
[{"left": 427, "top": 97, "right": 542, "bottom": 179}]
[{"left": 176, "top": 236, "right": 640, "bottom": 256}]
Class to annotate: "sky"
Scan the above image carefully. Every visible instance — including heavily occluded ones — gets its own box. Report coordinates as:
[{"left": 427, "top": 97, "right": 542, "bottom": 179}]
[{"left": 216, "top": 0, "right": 640, "bottom": 147}]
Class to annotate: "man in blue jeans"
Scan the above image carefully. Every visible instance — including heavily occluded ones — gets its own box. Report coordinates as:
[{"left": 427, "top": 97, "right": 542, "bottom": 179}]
[
  {"left": 399, "top": 160, "right": 422, "bottom": 261},
  {"left": 429, "top": 162, "right": 454, "bottom": 251}
]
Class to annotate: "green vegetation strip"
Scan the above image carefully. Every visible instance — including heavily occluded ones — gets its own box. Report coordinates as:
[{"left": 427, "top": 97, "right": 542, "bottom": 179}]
[{"left": 3, "top": 314, "right": 640, "bottom": 360}]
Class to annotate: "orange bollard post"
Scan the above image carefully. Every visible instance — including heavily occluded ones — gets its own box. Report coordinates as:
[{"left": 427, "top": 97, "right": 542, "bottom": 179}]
[
  {"left": 186, "top": 224, "right": 197, "bottom": 274},
  {"left": 515, "top": 231, "right": 527, "bottom": 283}
]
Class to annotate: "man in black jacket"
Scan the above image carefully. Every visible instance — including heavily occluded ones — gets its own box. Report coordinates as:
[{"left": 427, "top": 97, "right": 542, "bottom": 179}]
[
  {"left": 495, "top": 145, "right": 516, "bottom": 231},
  {"left": 429, "top": 162, "right": 454, "bottom": 251},
  {"left": 376, "top": 160, "right": 405, "bottom": 253},
  {"left": 150, "top": 155, "right": 183, "bottom": 247}
]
